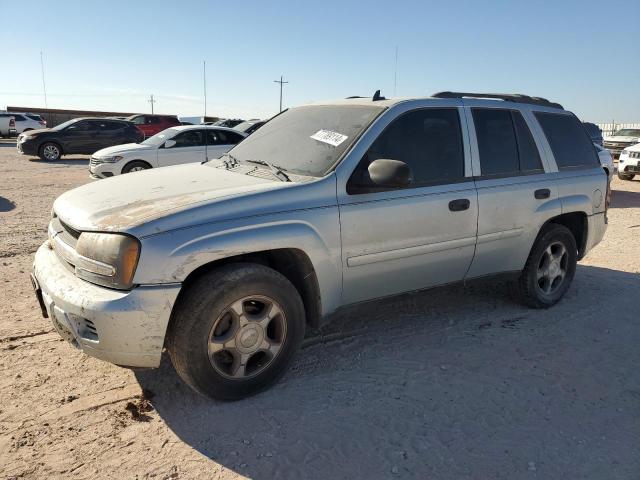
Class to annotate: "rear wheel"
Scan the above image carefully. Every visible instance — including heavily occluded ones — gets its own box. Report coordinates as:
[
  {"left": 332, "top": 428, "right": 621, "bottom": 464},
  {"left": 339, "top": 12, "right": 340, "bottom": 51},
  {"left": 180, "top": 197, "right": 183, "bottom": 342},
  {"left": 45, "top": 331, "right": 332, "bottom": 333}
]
[
  {"left": 617, "top": 172, "right": 635, "bottom": 181},
  {"left": 516, "top": 224, "right": 577, "bottom": 308},
  {"left": 122, "top": 160, "right": 151, "bottom": 174},
  {"left": 167, "top": 263, "right": 306, "bottom": 401},
  {"left": 39, "top": 142, "right": 62, "bottom": 161}
]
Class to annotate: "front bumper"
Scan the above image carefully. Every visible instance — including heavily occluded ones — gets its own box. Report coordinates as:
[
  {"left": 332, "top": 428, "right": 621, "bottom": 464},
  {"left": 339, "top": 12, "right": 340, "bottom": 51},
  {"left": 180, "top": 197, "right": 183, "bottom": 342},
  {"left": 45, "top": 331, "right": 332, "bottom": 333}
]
[
  {"left": 89, "top": 157, "right": 118, "bottom": 178},
  {"left": 618, "top": 153, "right": 640, "bottom": 174},
  {"left": 17, "top": 140, "right": 38, "bottom": 156},
  {"left": 33, "top": 242, "right": 181, "bottom": 367},
  {"left": 604, "top": 143, "right": 636, "bottom": 157}
]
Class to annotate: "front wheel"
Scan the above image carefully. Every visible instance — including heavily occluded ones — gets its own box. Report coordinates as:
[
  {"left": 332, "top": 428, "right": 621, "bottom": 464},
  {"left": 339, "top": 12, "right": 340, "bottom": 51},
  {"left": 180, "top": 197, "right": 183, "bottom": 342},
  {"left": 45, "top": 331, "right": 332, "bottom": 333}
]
[
  {"left": 167, "top": 263, "right": 306, "bottom": 401},
  {"left": 39, "top": 142, "right": 61, "bottom": 161},
  {"left": 617, "top": 172, "right": 635, "bottom": 181},
  {"left": 122, "top": 160, "right": 151, "bottom": 174},
  {"left": 516, "top": 224, "right": 577, "bottom": 308}
]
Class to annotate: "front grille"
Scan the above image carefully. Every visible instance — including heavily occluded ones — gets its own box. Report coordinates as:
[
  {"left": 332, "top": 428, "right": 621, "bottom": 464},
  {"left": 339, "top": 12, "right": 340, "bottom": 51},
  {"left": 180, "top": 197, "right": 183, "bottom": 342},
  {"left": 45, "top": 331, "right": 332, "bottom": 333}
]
[
  {"left": 90, "top": 157, "right": 100, "bottom": 166},
  {"left": 629, "top": 151, "right": 640, "bottom": 159},
  {"left": 59, "top": 219, "right": 81, "bottom": 240}
]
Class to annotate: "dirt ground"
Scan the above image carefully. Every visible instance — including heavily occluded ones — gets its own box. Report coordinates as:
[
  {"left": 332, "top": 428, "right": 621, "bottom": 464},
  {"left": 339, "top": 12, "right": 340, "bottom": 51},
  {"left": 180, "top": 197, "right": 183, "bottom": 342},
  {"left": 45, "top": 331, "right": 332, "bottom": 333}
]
[{"left": 0, "top": 140, "right": 639, "bottom": 479}]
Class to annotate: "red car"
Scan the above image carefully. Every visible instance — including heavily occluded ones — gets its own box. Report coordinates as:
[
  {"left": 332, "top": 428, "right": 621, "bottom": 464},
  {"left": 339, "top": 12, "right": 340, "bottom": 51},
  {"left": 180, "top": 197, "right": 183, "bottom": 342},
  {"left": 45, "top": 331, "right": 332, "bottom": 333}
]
[{"left": 126, "top": 114, "right": 181, "bottom": 138}]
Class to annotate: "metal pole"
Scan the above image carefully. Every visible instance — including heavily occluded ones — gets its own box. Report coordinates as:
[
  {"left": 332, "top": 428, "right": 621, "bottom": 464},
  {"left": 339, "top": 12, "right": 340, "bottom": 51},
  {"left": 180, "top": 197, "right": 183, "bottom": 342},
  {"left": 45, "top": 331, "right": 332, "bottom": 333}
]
[
  {"left": 40, "top": 51, "right": 48, "bottom": 110},
  {"left": 203, "top": 60, "right": 207, "bottom": 120},
  {"left": 149, "top": 94, "right": 155, "bottom": 114},
  {"left": 274, "top": 75, "right": 289, "bottom": 113},
  {"left": 394, "top": 46, "right": 398, "bottom": 97}
]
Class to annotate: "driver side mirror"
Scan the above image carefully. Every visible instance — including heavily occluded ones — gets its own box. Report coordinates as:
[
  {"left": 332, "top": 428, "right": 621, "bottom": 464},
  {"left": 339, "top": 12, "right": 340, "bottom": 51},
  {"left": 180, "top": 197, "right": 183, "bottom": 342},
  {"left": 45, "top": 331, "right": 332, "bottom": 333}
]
[
  {"left": 164, "top": 139, "right": 176, "bottom": 148},
  {"left": 367, "top": 159, "right": 413, "bottom": 188}
]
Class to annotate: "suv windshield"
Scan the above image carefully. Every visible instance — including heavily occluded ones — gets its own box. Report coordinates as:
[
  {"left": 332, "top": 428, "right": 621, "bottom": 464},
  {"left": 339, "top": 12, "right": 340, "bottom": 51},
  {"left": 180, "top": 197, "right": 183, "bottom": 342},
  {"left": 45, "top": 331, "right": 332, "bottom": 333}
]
[
  {"left": 613, "top": 129, "right": 640, "bottom": 137},
  {"left": 216, "top": 105, "right": 383, "bottom": 177},
  {"left": 141, "top": 128, "right": 178, "bottom": 146}
]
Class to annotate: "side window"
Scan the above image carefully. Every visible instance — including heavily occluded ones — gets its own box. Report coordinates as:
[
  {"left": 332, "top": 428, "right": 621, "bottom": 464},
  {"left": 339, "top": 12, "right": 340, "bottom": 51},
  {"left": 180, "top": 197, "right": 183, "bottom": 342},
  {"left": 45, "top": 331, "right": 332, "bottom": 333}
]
[
  {"left": 130, "top": 116, "right": 145, "bottom": 125},
  {"left": 169, "top": 130, "right": 204, "bottom": 148},
  {"left": 472, "top": 109, "right": 544, "bottom": 176},
  {"left": 220, "top": 131, "right": 244, "bottom": 145},
  {"left": 147, "top": 116, "right": 161, "bottom": 125},
  {"left": 13, "top": 114, "right": 26, "bottom": 121},
  {"left": 512, "top": 112, "right": 543, "bottom": 172},
  {"left": 348, "top": 108, "right": 465, "bottom": 193},
  {"left": 534, "top": 112, "right": 599, "bottom": 169},
  {"left": 69, "top": 121, "right": 92, "bottom": 132},
  {"left": 100, "top": 121, "right": 123, "bottom": 131},
  {"left": 472, "top": 108, "right": 519, "bottom": 176}
]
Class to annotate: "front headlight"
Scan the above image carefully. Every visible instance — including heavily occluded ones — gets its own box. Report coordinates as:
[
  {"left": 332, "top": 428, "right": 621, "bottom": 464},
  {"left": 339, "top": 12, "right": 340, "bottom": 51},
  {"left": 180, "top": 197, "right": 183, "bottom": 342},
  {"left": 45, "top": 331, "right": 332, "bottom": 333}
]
[
  {"left": 74, "top": 233, "right": 140, "bottom": 289},
  {"left": 95, "top": 155, "right": 124, "bottom": 163}
]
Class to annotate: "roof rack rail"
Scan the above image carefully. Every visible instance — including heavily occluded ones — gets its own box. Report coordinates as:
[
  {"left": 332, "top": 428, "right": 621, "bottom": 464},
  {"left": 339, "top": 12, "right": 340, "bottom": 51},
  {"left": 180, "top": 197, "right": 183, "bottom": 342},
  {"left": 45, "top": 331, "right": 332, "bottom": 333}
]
[{"left": 432, "top": 91, "right": 563, "bottom": 110}]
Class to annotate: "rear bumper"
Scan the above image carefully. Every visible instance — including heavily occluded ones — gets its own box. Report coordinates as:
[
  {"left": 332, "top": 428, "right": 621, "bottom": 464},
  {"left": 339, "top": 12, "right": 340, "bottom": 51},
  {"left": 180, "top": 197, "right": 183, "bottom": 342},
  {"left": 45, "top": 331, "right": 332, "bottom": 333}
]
[{"left": 33, "top": 242, "right": 181, "bottom": 367}]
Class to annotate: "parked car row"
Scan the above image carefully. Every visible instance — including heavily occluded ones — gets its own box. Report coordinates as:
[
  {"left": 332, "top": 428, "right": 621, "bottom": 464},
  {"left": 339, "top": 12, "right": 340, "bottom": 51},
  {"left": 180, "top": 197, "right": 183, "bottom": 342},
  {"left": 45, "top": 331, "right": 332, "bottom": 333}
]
[{"left": 89, "top": 125, "right": 246, "bottom": 178}]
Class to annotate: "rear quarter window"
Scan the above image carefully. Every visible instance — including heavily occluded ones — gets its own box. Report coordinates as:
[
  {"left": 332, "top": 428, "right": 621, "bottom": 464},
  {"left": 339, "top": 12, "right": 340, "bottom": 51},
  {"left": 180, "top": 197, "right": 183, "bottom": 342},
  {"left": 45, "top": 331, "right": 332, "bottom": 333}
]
[{"left": 534, "top": 112, "right": 599, "bottom": 169}]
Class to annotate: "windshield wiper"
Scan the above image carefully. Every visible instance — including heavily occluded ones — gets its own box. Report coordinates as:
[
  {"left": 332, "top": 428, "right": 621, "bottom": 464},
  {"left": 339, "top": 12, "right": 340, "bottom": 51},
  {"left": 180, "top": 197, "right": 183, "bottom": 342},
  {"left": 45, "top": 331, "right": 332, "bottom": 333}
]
[{"left": 244, "top": 159, "right": 291, "bottom": 182}]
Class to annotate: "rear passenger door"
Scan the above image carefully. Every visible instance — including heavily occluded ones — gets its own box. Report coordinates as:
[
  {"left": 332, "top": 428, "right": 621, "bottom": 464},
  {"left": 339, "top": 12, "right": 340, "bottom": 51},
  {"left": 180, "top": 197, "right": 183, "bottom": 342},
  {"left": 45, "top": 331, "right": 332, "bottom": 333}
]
[
  {"left": 157, "top": 129, "right": 206, "bottom": 166},
  {"left": 465, "top": 107, "right": 561, "bottom": 278},
  {"left": 205, "top": 130, "right": 244, "bottom": 160},
  {"left": 337, "top": 106, "right": 478, "bottom": 305}
]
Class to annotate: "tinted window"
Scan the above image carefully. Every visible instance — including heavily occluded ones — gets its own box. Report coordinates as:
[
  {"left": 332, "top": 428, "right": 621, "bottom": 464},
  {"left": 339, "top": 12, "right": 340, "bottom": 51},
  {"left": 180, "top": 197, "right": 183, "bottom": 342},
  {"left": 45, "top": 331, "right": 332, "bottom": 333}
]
[
  {"left": 512, "top": 112, "right": 543, "bottom": 172},
  {"left": 535, "top": 112, "right": 599, "bottom": 169},
  {"left": 99, "top": 121, "right": 123, "bottom": 131},
  {"left": 68, "top": 121, "right": 93, "bottom": 132},
  {"left": 216, "top": 130, "right": 243, "bottom": 145},
  {"left": 12, "top": 114, "right": 26, "bottom": 121},
  {"left": 170, "top": 130, "right": 204, "bottom": 148},
  {"left": 129, "top": 116, "right": 145, "bottom": 125},
  {"left": 350, "top": 108, "right": 465, "bottom": 191},
  {"left": 473, "top": 109, "right": 519, "bottom": 176}
]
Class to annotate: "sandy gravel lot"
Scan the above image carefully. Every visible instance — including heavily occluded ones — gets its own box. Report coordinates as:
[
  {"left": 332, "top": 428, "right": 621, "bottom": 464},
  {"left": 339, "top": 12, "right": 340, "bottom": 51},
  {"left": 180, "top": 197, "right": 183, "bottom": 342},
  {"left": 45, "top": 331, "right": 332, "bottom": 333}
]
[{"left": 0, "top": 141, "right": 639, "bottom": 479}]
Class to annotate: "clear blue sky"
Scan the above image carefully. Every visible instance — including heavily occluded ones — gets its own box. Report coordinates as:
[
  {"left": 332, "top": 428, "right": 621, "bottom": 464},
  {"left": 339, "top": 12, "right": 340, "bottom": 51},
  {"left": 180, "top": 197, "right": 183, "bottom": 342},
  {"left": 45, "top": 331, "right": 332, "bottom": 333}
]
[{"left": 0, "top": 0, "right": 638, "bottom": 122}]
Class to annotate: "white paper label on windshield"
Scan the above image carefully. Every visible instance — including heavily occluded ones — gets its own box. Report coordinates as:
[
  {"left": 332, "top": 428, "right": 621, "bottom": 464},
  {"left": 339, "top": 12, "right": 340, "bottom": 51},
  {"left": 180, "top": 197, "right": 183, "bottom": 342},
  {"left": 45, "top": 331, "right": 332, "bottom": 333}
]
[{"left": 310, "top": 129, "right": 348, "bottom": 147}]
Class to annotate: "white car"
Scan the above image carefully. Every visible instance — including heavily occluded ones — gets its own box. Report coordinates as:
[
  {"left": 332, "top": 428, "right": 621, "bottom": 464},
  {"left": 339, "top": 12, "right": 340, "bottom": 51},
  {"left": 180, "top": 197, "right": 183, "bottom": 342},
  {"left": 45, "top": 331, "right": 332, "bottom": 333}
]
[
  {"left": 89, "top": 125, "right": 246, "bottom": 178},
  {"left": 618, "top": 144, "right": 640, "bottom": 180},
  {"left": 6, "top": 112, "right": 46, "bottom": 133}
]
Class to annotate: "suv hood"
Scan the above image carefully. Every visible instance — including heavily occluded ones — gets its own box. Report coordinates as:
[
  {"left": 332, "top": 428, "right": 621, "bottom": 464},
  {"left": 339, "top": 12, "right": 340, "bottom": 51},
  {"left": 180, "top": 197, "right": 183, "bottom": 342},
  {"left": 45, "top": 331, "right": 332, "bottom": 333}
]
[
  {"left": 53, "top": 163, "right": 282, "bottom": 232},
  {"left": 93, "top": 143, "right": 152, "bottom": 157}
]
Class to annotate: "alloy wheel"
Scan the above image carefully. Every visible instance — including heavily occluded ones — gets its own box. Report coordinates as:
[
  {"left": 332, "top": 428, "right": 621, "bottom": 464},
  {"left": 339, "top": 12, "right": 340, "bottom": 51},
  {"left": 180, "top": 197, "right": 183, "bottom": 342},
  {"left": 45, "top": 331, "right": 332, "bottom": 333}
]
[
  {"left": 536, "top": 241, "right": 568, "bottom": 295},
  {"left": 207, "top": 295, "right": 287, "bottom": 379}
]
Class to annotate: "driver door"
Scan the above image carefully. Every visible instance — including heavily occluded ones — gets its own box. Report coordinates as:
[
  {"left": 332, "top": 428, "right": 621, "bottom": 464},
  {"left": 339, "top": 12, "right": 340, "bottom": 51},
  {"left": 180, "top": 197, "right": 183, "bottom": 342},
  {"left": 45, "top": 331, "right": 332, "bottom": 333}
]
[
  {"left": 337, "top": 107, "right": 478, "bottom": 305},
  {"left": 157, "top": 129, "right": 206, "bottom": 166}
]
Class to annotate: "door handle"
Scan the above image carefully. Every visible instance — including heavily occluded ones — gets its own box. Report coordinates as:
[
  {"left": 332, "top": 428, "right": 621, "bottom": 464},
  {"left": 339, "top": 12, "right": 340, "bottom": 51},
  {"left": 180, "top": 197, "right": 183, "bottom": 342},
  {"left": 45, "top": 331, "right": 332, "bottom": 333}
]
[
  {"left": 448, "top": 199, "right": 470, "bottom": 212},
  {"left": 534, "top": 188, "right": 551, "bottom": 199}
]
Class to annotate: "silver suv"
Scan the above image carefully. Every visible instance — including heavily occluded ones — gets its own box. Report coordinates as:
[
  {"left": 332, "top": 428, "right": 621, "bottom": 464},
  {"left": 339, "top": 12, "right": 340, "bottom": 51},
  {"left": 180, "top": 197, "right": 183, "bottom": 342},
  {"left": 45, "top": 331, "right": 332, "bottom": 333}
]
[{"left": 32, "top": 92, "right": 609, "bottom": 400}]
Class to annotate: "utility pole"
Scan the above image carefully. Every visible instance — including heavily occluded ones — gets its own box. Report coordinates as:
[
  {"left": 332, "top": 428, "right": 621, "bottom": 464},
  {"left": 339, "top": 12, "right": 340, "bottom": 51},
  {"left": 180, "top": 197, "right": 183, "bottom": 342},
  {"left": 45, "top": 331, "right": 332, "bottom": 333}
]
[
  {"left": 393, "top": 46, "right": 398, "bottom": 97},
  {"left": 203, "top": 60, "right": 207, "bottom": 119},
  {"left": 274, "top": 75, "right": 289, "bottom": 113},
  {"left": 40, "top": 51, "right": 48, "bottom": 110},
  {"left": 148, "top": 94, "right": 156, "bottom": 114}
]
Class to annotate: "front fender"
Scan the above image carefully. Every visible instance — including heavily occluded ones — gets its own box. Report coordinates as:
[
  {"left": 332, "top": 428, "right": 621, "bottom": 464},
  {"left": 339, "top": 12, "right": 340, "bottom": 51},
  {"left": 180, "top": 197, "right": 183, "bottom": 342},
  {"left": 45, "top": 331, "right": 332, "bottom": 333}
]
[{"left": 134, "top": 210, "right": 342, "bottom": 316}]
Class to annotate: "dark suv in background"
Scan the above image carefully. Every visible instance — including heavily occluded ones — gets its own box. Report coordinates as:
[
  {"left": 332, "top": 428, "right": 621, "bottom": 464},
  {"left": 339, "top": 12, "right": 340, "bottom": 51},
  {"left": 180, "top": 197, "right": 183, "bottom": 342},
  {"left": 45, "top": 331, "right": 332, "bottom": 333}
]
[{"left": 16, "top": 118, "right": 143, "bottom": 161}]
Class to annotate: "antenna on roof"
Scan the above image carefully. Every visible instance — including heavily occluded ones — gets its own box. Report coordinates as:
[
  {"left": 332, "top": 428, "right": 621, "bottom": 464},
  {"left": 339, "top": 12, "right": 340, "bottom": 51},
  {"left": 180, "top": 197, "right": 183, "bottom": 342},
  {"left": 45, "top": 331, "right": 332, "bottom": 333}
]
[{"left": 372, "top": 90, "right": 385, "bottom": 101}]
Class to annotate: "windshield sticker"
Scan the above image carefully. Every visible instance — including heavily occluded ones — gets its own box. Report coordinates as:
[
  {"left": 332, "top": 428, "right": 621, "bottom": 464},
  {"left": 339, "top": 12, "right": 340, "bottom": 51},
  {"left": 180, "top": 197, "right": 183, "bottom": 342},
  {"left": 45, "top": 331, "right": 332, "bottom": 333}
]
[{"left": 310, "top": 130, "right": 348, "bottom": 147}]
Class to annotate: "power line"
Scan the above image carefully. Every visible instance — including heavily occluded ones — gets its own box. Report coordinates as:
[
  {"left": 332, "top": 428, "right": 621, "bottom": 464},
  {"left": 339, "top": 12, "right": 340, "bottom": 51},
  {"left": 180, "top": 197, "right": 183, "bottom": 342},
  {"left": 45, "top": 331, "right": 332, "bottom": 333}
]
[
  {"left": 148, "top": 94, "right": 156, "bottom": 114},
  {"left": 40, "top": 51, "right": 48, "bottom": 109},
  {"left": 274, "top": 75, "right": 289, "bottom": 113}
]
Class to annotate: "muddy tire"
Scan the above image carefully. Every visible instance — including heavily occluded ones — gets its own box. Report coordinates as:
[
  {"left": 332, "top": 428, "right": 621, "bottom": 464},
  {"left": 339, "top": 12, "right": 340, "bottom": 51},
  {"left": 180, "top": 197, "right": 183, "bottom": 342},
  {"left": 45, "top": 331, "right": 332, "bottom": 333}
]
[
  {"left": 39, "top": 142, "right": 62, "bottom": 161},
  {"left": 617, "top": 172, "right": 635, "bottom": 181},
  {"left": 515, "top": 223, "right": 577, "bottom": 308},
  {"left": 122, "top": 160, "right": 151, "bottom": 174},
  {"left": 167, "top": 263, "right": 306, "bottom": 401}
]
